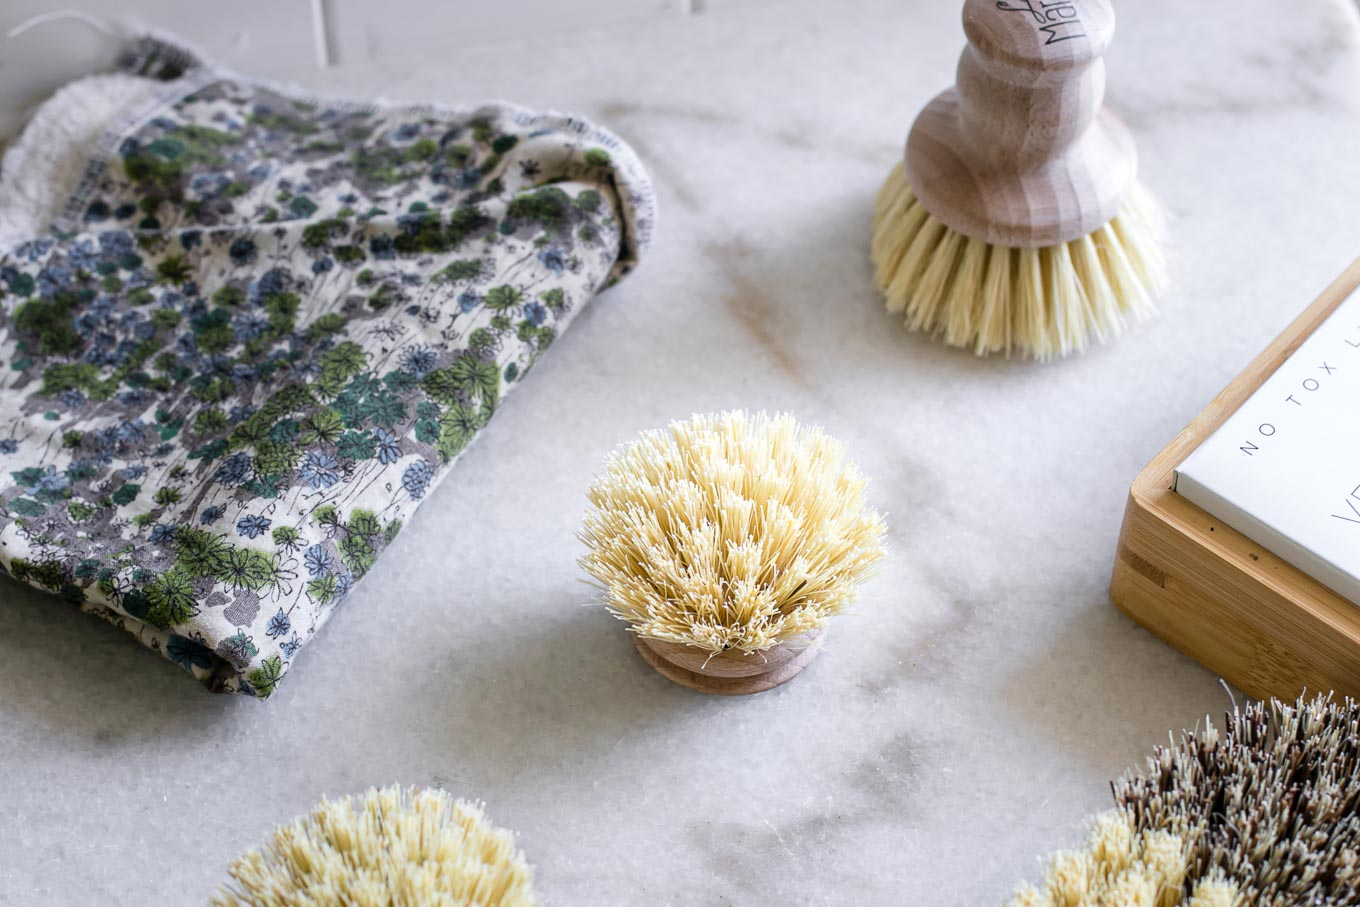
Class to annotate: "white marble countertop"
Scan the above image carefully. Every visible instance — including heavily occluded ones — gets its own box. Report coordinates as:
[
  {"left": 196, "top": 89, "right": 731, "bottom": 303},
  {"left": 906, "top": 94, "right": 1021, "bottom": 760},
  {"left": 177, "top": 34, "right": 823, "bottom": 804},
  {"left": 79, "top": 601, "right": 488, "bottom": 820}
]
[{"left": 4, "top": 0, "right": 1360, "bottom": 903}]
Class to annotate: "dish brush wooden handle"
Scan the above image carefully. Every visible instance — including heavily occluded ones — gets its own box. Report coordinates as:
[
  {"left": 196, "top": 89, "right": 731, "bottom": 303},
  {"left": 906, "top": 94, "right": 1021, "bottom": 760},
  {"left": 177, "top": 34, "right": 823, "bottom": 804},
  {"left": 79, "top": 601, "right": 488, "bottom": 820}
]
[{"left": 905, "top": 0, "right": 1137, "bottom": 248}]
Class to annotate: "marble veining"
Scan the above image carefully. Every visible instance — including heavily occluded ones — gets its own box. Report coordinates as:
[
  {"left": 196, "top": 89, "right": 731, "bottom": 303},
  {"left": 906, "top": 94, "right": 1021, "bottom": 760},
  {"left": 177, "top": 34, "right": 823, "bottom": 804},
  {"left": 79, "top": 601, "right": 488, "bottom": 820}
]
[{"left": 4, "top": 0, "right": 1360, "bottom": 903}]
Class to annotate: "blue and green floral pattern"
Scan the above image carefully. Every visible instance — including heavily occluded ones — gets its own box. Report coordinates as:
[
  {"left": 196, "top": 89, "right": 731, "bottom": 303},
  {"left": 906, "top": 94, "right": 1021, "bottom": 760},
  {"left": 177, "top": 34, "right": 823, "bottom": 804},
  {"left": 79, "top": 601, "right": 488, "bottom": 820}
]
[{"left": 0, "top": 38, "right": 655, "bottom": 697}]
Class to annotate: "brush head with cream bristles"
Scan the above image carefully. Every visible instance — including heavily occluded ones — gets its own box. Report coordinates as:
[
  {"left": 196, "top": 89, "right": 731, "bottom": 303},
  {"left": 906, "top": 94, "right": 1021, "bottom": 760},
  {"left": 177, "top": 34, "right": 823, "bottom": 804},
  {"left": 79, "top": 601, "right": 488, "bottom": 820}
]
[
  {"left": 874, "top": 0, "right": 1168, "bottom": 359},
  {"left": 872, "top": 164, "right": 1167, "bottom": 359},
  {"left": 579, "top": 411, "right": 886, "bottom": 656},
  {"left": 212, "top": 785, "right": 537, "bottom": 907},
  {"left": 1011, "top": 695, "right": 1360, "bottom": 905},
  {"left": 1008, "top": 811, "right": 1240, "bottom": 907}
]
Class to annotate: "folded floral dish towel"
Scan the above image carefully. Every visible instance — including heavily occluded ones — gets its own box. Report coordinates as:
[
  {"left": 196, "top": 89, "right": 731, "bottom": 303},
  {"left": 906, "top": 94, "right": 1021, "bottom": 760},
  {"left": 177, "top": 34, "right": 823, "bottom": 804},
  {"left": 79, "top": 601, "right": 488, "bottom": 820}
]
[{"left": 0, "top": 36, "right": 655, "bottom": 697}]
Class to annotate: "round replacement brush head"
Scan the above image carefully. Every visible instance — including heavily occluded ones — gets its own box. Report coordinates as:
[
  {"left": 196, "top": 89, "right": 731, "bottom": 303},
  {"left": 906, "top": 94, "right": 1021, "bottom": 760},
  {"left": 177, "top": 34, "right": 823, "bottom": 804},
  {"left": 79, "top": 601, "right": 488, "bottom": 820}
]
[
  {"left": 213, "top": 786, "right": 538, "bottom": 907},
  {"left": 1010, "top": 696, "right": 1360, "bottom": 905},
  {"left": 579, "top": 411, "right": 886, "bottom": 694},
  {"left": 873, "top": 0, "right": 1168, "bottom": 359}
]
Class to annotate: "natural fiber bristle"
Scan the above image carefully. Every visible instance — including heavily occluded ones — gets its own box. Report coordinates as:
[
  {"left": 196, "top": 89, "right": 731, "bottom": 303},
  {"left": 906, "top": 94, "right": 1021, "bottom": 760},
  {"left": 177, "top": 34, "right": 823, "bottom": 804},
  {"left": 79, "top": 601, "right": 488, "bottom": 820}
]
[
  {"left": 212, "top": 786, "right": 538, "bottom": 907},
  {"left": 871, "top": 161, "right": 1167, "bottom": 359},
  {"left": 1008, "top": 811, "right": 1240, "bottom": 907},
  {"left": 1012, "top": 696, "right": 1360, "bottom": 905},
  {"left": 579, "top": 411, "right": 886, "bottom": 654}
]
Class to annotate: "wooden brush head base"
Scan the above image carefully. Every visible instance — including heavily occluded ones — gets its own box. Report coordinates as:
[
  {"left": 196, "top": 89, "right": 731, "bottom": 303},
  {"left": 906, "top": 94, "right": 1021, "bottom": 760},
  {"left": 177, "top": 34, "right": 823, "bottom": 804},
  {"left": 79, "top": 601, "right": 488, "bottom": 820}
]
[
  {"left": 631, "top": 630, "right": 824, "bottom": 695},
  {"left": 904, "top": 0, "right": 1137, "bottom": 248}
]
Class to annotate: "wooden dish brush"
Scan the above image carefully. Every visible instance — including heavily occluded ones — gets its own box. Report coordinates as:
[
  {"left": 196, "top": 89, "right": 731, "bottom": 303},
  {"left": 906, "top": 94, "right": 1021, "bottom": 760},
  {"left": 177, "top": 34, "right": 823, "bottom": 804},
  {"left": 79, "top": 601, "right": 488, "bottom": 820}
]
[
  {"left": 213, "top": 785, "right": 538, "bottom": 907},
  {"left": 579, "top": 412, "right": 886, "bottom": 695},
  {"left": 872, "top": 0, "right": 1167, "bottom": 359}
]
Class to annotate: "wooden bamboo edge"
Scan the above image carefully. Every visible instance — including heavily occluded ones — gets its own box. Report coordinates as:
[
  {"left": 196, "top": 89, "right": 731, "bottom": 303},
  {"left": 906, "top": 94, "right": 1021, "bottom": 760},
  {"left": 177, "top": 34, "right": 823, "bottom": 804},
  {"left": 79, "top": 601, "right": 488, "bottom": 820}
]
[{"left": 1111, "top": 256, "right": 1360, "bottom": 696}]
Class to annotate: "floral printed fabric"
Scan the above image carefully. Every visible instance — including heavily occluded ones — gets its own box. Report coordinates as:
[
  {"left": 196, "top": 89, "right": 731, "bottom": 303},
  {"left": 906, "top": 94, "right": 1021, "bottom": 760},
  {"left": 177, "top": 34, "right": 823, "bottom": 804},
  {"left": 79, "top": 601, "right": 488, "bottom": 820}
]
[{"left": 0, "top": 37, "right": 655, "bottom": 697}]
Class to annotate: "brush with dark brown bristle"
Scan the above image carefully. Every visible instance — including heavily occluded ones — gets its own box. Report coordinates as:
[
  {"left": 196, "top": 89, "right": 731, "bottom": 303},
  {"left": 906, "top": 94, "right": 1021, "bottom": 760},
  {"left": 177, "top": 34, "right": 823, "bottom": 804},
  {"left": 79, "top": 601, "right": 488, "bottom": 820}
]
[{"left": 1010, "top": 695, "right": 1360, "bottom": 905}]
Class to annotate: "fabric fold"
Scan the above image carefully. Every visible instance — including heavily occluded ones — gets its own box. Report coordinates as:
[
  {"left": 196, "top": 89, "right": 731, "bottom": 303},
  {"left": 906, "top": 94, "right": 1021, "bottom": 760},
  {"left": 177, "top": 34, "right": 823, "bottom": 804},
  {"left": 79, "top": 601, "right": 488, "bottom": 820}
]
[{"left": 0, "top": 34, "right": 656, "bottom": 697}]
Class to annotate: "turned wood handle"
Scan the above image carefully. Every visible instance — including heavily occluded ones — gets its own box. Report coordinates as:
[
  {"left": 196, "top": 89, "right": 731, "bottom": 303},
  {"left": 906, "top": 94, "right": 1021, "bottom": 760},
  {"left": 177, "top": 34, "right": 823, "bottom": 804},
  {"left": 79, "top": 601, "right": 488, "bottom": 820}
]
[{"left": 904, "top": 0, "right": 1137, "bottom": 248}]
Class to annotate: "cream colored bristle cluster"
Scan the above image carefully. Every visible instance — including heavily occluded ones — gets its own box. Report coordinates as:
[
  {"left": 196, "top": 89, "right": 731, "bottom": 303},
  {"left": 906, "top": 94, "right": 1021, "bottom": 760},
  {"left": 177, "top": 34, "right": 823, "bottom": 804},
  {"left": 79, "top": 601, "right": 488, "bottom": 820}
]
[
  {"left": 212, "top": 786, "right": 538, "bottom": 907},
  {"left": 871, "top": 162, "right": 1167, "bottom": 359},
  {"left": 1008, "top": 811, "right": 1239, "bottom": 907},
  {"left": 579, "top": 411, "right": 886, "bottom": 654},
  {"left": 1012, "top": 696, "right": 1360, "bottom": 905}
]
